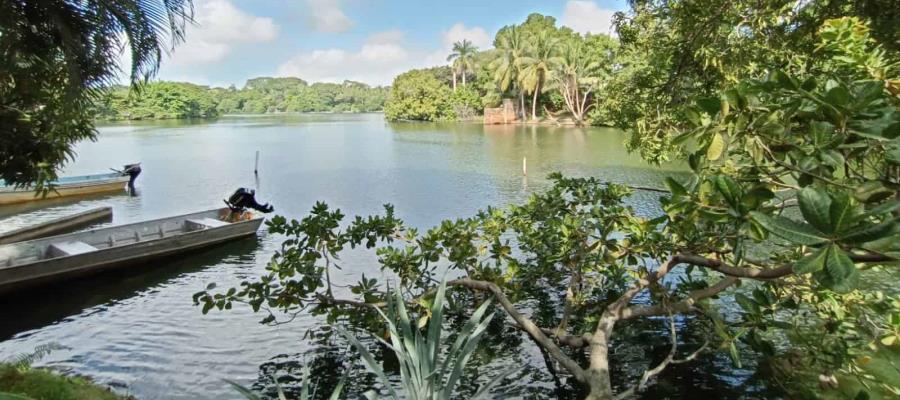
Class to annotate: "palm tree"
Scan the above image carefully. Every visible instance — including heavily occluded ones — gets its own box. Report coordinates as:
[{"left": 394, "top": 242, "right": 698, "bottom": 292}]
[
  {"left": 549, "top": 41, "right": 602, "bottom": 124},
  {"left": 446, "top": 39, "right": 478, "bottom": 90},
  {"left": 1, "top": 0, "right": 193, "bottom": 187},
  {"left": 489, "top": 26, "right": 527, "bottom": 119},
  {"left": 518, "top": 31, "right": 559, "bottom": 121}
]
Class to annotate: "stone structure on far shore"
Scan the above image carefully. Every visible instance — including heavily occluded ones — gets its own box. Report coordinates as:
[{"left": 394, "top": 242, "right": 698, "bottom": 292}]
[{"left": 484, "top": 99, "right": 519, "bottom": 124}]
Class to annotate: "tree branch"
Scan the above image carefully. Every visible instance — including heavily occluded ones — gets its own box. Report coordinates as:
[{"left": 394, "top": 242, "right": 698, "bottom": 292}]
[
  {"left": 619, "top": 276, "right": 739, "bottom": 320},
  {"left": 673, "top": 253, "right": 794, "bottom": 279},
  {"left": 447, "top": 278, "right": 592, "bottom": 383}
]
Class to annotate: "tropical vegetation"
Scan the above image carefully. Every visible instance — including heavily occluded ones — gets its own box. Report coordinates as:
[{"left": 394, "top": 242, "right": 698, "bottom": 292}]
[
  {"left": 0, "top": 345, "right": 126, "bottom": 400},
  {"left": 0, "top": 0, "right": 191, "bottom": 188},
  {"left": 197, "top": 7, "right": 900, "bottom": 400},
  {"left": 384, "top": 14, "right": 618, "bottom": 124},
  {"left": 95, "top": 78, "right": 389, "bottom": 121}
]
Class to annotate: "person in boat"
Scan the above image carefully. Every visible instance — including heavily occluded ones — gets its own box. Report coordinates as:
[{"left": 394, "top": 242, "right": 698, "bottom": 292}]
[{"left": 224, "top": 188, "right": 274, "bottom": 221}]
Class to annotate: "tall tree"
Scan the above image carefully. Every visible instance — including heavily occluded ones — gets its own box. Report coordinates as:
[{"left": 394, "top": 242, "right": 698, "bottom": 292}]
[
  {"left": 519, "top": 30, "right": 559, "bottom": 121},
  {"left": 0, "top": 0, "right": 192, "bottom": 187},
  {"left": 549, "top": 40, "right": 602, "bottom": 124},
  {"left": 490, "top": 26, "right": 528, "bottom": 119},
  {"left": 446, "top": 39, "right": 478, "bottom": 90}
]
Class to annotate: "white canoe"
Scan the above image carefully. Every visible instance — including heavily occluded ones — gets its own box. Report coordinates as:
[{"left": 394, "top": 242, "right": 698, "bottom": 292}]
[
  {"left": 0, "top": 169, "right": 137, "bottom": 206},
  {"left": 0, "top": 208, "right": 263, "bottom": 294}
]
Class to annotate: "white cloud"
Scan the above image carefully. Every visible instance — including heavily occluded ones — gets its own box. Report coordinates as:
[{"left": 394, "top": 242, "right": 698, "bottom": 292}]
[
  {"left": 277, "top": 21, "right": 492, "bottom": 86},
  {"left": 307, "top": 0, "right": 354, "bottom": 33},
  {"left": 276, "top": 30, "right": 411, "bottom": 85},
  {"left": 423, "top": 22, "right": 492, "bottom": 67},
  {"left": 441, "top": 23, "right": 491, "bottom": 49},
  {"left": 561, "top": 0, "right": 616, "bottom": 36},
  {"left": 167, "top": 0, "right": 278, "bottom": 67}
]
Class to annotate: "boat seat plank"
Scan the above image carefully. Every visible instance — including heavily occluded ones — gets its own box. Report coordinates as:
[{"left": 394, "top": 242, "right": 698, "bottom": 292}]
[
  {"left": 186, "top": 218, "right": 230, "bottom": 230},
  {"left": 47, "top": 241, "right": 98, "bottom": 257}
]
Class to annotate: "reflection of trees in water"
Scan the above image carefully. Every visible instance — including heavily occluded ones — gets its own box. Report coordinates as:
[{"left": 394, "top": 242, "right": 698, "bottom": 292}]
[{"left": 252, "top": 298, "right": 780, "bottom": 399}]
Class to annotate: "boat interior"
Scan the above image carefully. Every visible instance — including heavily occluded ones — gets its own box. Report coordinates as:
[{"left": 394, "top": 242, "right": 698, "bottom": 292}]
[{"left": 0, "top": 208, "right": 248, "bottom": 267}]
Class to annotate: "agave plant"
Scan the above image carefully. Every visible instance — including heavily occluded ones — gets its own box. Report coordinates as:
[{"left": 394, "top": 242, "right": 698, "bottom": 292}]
[
  {"left": 339, "top": 280, "right": 511, "bottom": 400},
  {"left": 227, "top": 364, "right": 345, "bottom": 400}
]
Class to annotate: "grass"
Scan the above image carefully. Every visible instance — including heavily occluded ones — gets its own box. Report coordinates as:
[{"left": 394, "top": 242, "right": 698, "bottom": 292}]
[{"left": 0, "top": 363, "right": 127, "bottom": 400}]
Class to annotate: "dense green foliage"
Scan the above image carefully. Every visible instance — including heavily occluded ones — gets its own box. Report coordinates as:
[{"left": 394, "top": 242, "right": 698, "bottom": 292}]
[
  {"left": 604, "top": 0, "right": 900, "bottom": 162},
  {"left": 197, "top": 12, "right": 900, "bottom": 400},
  {"left": 1, "top": 345, "right": 125, "bottom": 400},
  {"left": 96, "top": 78, "right": 389, "bottom": 121},
  {"left": 0, "top": 0, "right": 190, "bottom": 187},
  {"left": 0, "top": 364, "right": 125, "bottom": 400},
  {"left": 384, "top": 69, "right": 455, "bottom": 122},
  {"left": 95, "top": 82, "right": 218, "bottom": 120},
  {"left": 384, "top": 14, "right": 618, "bottom": 124}
]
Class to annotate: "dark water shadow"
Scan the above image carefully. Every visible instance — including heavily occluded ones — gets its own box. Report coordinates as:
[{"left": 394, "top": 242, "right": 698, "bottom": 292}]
[
  {"left": 248, "top": 306, "right": 782, "bottom": 400},
  {"left": 0, "top": 237, "right": 261, "bottom": 340}
]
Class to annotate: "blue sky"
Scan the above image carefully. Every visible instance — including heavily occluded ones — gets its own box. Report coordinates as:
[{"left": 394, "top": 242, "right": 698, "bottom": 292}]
[{"left": 151, "top": 0, "right": 627, "bottom": 87}]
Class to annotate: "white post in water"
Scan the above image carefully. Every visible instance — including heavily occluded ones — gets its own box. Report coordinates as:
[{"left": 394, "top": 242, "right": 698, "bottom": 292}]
[
  {"left": 254, "top": 150, "right": 260, "bottom": 176},
  {"left": 523, "top": 156, "right": 527, "bottom": 176}
]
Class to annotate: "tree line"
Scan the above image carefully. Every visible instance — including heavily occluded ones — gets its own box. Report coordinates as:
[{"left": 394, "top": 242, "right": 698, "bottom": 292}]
[
  {"left": 385, "top": 13, "right": 618, "bottom": 125},
  {"left": 94, "top": 77, "right": 389, "bottom": 121}
]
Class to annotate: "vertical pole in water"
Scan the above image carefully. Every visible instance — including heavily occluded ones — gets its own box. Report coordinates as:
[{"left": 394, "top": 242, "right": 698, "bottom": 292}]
[
  {"left": 523, "top": 157, "right": 527, "bottom": 176},
  {"left": 254, "top": 150, "right": 259, "bottom": 176}
]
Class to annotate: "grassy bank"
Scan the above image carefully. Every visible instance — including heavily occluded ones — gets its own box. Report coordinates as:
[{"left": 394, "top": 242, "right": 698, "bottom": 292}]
[{"left": 0, "top": 363, "right": 126, "bottom": 400}]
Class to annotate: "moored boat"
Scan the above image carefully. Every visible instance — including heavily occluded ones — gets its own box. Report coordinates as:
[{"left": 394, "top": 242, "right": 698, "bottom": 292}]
[
  {"left": 0, "top": 163, "right": 141, "bottom": 205},
  {"left": 0, "top": 207, "right": 263, "bottom": 295}
]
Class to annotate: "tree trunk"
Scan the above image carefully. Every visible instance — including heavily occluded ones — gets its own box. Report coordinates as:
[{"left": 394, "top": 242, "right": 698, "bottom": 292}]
[
  {"left": 452, "top": 70, "right": 457, "bottom": 91},
  {"left": 519, "top": 91, "right": 526, "bottom": 121},
  {"left": 585, "top": 316, "right": 616, "bottom": 399},
  {"left": 462, "top": 69, "right": 467, "bottom": 87},
  {"left": 531, "top": 84, "right": 540, "bottom": 121}
]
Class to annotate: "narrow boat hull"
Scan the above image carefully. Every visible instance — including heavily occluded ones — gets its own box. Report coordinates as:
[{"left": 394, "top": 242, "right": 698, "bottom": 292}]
[
  {"left": 0, "top": 177, "right": 130, "bottom": 205},
  {"left": 0, "top": 209, "right": 263, "bottom": 295},
  {"left": 0, "top": 207, "right": 113, "bottom": 245}
]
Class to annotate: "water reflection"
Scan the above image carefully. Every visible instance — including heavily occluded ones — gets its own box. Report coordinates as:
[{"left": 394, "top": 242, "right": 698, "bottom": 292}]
[
  {"left": 0, "top": 237, "right": 261, "bottom": 341},
  {"left": 0, "top": 114, "right": 766, "bottom": 399}
]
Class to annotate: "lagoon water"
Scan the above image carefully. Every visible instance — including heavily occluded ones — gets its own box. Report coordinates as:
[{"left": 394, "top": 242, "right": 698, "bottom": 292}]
[{"left": 0, "top": 114, "right": 768, "bottom": 399}]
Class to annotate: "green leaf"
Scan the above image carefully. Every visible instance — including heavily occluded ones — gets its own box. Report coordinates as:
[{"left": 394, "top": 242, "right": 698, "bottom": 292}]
[
  {"left": 814, "top": 246, "right": 859, "bottom": 293},
  {"left": 741, "top": 187, "right": 774, "bottom": 210},
  {"left": 829, "top": 191, "right": 855, "bottom": 233},
  {"left": 825, "top": 85, "right": 850, "bottom": 108},
  {"left": 794, "top": 245, "right": 829, "bottom": 274},
  {"left": 696, "top": 97, "right": 721, "bottom": 115},
  {"left": 714, "top": 175, "right": 741, "bottom": 211},
  {"left": 887, "top": 140, "right": 900, "bottom": 165},
  {"left": 728, "top": 342, "right": 742, "bottom": 368},
  {"left": 750, "top": 211, "right": 828, "bottom": 245},
  {"left": 820, "top": 150, "right": 845, "bottom": 168},
  {"left": 707, "top": 133, "right": 725, "bottom": 160},
  {"left": 854, "top": 181, "right": 895, "bottom": 203},
  {"left": 665, "top": 177, "right": 688, "bottom": 196},
  {"left": 842, "top": 220, "right": 897, "bottom": 244},
  {"left": 773, "top": 70, "right": 796, "bottom": 90},
  {"left": 798, "top": 187, "right": 833, "bottom": 233},
  {"left": 734, "top": 293, "right": 759, "bottom": 314},
  {"left": 226, "top": 380, "right": 263, "bottom": 400}
]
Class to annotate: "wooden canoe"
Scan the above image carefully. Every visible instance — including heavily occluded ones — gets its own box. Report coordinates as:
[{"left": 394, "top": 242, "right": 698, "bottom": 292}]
[
  {"left": 0, "top": 208, "right": 263, "bottom": 295},
  {"left": 0, "top": 172, "right": 131, "bottom": 205}
]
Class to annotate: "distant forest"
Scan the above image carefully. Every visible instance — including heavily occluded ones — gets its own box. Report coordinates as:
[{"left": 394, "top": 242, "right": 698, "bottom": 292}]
[{"left": 94, "top": 77, "right": 389, "bottom": 121}]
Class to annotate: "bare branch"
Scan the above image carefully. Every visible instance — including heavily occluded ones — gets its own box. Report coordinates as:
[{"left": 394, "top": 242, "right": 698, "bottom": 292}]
[
  {"left": 615, "top": 316, "right": 711, "bottom": 399},
  {"left": 673, "top": 254, "right": 793, "bottom": 279},
  {"left": 447, "top": 278, "right": 592, "bottom": 383},
  {"left": 619, "top": 277, "right": 739, "bottom": 320}
]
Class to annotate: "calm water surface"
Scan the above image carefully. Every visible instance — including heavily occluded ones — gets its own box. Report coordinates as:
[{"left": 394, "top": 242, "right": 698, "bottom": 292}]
[{"left": 0, "top": 114, "right": 770, "bottom": 399}]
